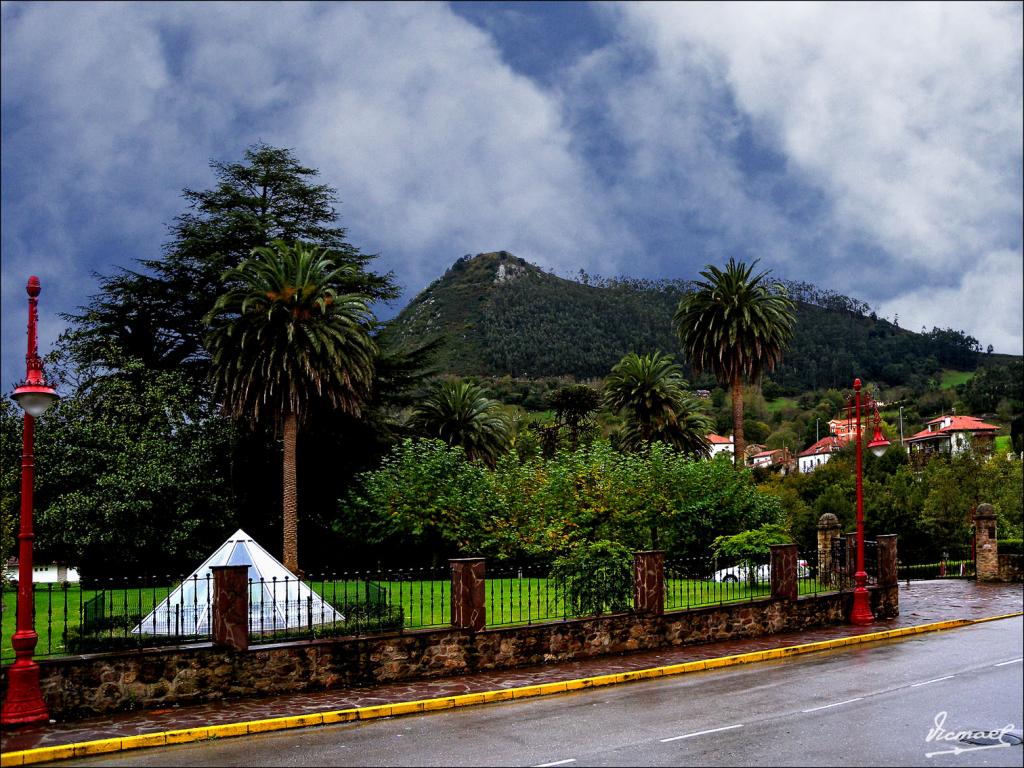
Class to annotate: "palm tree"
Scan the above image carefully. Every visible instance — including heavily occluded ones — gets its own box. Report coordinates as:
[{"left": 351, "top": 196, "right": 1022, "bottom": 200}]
[
  {"left": 411, "top": 380, "right": 512, "bottom": 465},
  {"left": 603, "top": 352, "right": 711, "bottom": 456},
  {"left": 206, "top": 240, "right": 376, "bottom": 574},
  {"left": 673, "top": 258, "right": 795, "bottom": 467}
]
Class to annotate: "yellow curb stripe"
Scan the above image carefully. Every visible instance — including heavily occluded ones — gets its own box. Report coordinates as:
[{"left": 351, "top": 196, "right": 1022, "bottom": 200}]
[
  {"left": 206, "top": 722, "right": 248, "bottom": 739},
  {"left": 165, "top": 727, "right": 210, "bottom": 744},
  {"left": 321, "top": 709, "right": 358, "bottom": 725},
  {"left": 6, "top": 612, "right": 1022, "bottom": 766}
]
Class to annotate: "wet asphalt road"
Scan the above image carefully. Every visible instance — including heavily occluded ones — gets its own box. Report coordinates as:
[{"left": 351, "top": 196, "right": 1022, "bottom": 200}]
[{"left": 59, "top": 616, "right": 1024, "bottom": 767}]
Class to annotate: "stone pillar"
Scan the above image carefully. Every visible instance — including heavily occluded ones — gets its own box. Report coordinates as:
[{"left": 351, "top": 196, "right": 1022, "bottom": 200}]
[
  {"left": 450, "top": 558, "right": 486, "bottom": 632},
  {"left": 770, "top": 544, "right": 798, "bottom": 600},
  {"left": 973, "top": 504, "right": 998, "bottom": 582},
  {"left": 876, "top": 534, "right": 898, "bottom": 587},
  {"left": 633, "top": 551, "right": 664, "bottom": 615},
  {"left": 211, "top": 564, "right": 249, "bottom": 651},
  {"left": 817, "top": 513, "right": 841, "bottom": 588}
]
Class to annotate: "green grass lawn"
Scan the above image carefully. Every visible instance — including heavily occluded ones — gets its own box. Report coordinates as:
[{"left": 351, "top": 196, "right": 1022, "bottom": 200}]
[
  {"left": 1, "top": 582, "right": 180, "bottom": 663},
  {"left": 994, "top": 435, "right": 1012, "bottom": 453},
  {"left": 2, "top": 574, "right": 848, "bottom": 663}
]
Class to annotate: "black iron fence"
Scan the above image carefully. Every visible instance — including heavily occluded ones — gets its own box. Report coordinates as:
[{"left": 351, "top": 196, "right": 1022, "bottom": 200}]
[
  {"left": 664, "top": 556, "right": 771, "bottom": 610},
  {"left": 0, "top": 575, "right": 213, "bottom": 662},
  {"left": 2, "top": 543, "right": 892, "bottom": 663},
  {"left": 898, "top": 544, "right": 976, "bottom": 581},
  {"left": 0, "top": 567, "right": 453, "bottom": 662}
]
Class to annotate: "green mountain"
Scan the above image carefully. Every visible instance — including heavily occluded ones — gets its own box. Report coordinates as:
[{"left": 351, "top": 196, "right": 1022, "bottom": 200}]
[{"left": 387, "top": 251, "right": 986, "bottom": 392}]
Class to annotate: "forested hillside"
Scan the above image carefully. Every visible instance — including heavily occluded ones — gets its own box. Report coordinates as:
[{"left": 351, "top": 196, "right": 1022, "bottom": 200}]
[{"left": 388, "top": 251, "right": 991, "bottom": 392}]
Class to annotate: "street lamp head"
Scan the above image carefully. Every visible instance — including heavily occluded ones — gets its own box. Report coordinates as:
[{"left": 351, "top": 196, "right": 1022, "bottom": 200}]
[
  {"left": 868, "top": 432, "right": 891, "bottom": 458},
  {"left": 12, "top": 383, "right": 59, "bottom": 417}
]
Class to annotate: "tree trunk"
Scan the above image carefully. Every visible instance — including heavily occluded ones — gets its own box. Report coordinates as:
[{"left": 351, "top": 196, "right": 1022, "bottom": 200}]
[
  {"left": 731, "top": 377, "right": 745, "bottom": 469},
  {"left": 282, "top": 411, "right": 299, "bottom": 574}
]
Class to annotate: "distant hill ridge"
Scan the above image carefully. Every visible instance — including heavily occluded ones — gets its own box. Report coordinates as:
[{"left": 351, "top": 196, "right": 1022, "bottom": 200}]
[{"left": 387, "top": 251, "right": 990, "bottom": 391}]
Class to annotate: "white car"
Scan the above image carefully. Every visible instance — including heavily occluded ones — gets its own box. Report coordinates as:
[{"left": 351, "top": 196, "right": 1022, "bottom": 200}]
[{"left": 712, "top": 560, "right": 810, "bottom": 583}]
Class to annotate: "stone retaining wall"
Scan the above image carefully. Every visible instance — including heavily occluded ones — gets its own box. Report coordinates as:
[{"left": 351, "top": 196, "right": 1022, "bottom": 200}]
[{"left": 7, "top": 585, "right": 897, "bottom": 720}]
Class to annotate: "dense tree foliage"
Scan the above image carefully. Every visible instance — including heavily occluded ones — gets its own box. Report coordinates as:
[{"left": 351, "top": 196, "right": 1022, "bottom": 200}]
[
  {"left": 63, "top": 143, "right": 396, "bottom": 389},
  {"left": 603, "top": 352, "right": 711, "bottom": 456},
  {"left": 759, "top": 446, "right": 1022, "bottom": 562},
  {"left": 337, "top": 439, "right": 781, "bottom": 564},
  {"left": 12, "top": 356, "right": 237, "bottom": 578},
  {"left": 388, "top": 252, "right": 995, "bottom": 394},
  {"left": 957, "top": 359, "right": 1023, "bottom": 423},
  {"left": 9, "top": 145, "right": 429, "bottom": 573},
  {"left": 410, "top": 380, "right": 512, "bottom": 466},
  {"left": 674, "top": 258, "right": 795, "bottom": 465},
  {"left": 206, "top": 241, "right": 376, "bottom": 573}
]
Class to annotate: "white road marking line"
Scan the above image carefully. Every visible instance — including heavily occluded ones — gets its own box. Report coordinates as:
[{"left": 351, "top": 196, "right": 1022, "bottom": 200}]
[
  {"left": 994, "top": 658, "right": 1022, "bottom": 667},
  {"left": 911, "top": 675, "right": 954, "bottom": 687},
  {"left": 801, "top": 697, "right": 863, "bottom": 713},
  {"left": 534, "top": 760, "right": 576, "bottom": 767},
  {"left": 660, "top": 723, "right": 744, "bottom": 742}
]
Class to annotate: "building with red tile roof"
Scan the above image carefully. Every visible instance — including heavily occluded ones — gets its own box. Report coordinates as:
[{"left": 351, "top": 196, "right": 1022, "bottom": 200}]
[
  {"left": 706, "top": 433, "right": 734, "bottom": 460},
  {"left": 904, "top": 414, "right": 999, "bottom": 459},
  {"left": 750, "top": 447, "right": 795, "bottom": 474},
  {"left": 797, "top": 436, "right": 845, "bottom": 473}
]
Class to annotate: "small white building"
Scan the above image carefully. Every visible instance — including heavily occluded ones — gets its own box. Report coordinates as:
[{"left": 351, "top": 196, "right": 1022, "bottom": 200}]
[
  {"left": 4, "top": 560, "right": 80, "bottom": 583},
  {"left": 707, "top": 434, "right": 734, "bottom": 459},
  {"left": 798, "top": 436, "right": 844, "bottom": 473}
]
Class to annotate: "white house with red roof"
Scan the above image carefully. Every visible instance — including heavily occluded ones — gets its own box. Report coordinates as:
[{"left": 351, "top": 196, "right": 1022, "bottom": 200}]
[
  {"left": 706, "top": 433, "right": 734, "bottom": 459},
  {"left": 798, "top": 436, "right": 845, "bottom": 473},
  {"left": 904, "top": 415, "right": 999, "bottom": 458}
]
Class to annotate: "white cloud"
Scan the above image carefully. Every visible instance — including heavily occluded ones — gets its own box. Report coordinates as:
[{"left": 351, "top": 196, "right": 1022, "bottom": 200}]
[
  {"left": 609, "top": 0, "right": 1023, "bottom": 351},
  {"left": 1, "top": 1, "right": 633, "bottom": 383},
  {"left": 877, "top": 248, "right": 1024, "bottom": 354},
  {"left": 2, "top": 0, "right": 1021, "bottom": 386}
]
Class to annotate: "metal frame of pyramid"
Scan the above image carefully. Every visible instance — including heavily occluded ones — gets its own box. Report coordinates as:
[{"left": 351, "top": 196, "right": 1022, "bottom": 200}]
[{"left": 132, "top": 529, "right": 343, "bottom": 636}]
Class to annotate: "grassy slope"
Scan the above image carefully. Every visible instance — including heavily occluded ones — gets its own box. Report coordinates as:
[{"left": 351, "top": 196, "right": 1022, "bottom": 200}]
[{"left": 939, "top": 369, "right": 974, "bottom": 390}]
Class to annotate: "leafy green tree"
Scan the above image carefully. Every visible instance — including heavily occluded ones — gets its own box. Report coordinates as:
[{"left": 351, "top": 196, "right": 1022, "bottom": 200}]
[
  {"left": 206, "top": 240, "right": 376, "bottom": 574},
  {"left": 337, "top": 438, "right": 495, "bottom": 564},
  {"left": 603, "top": 352, "right": 711, "bottom": 456},
  {"left": 958, "top": 360, "right": 1023, "bottom": 414},
  {"left": 977, "top": 457, "right": 1023, "bottom": 540},
  {"left": 550, "top": 540, "right": 633, "bottom": 616},
  {"left": 548, "top": 384, "right": 601, "bottom": 449},
  {"left": 63, "top": 143, "right": 396, "bottom": 388},
  {"left": 339, "top": 438, "right": 782, "bottom": 563},
  {"left": 29, "top": 356, "right": 236, "bottom": 579},
  {"left": 712, "top": 523, "right": 793, "bottom": 585},
  {"left": 674, "top": 258, "right": 795, "bottom": 465},
  {"left": 410, "top": 380, "right": 512, "bottom": 466}
]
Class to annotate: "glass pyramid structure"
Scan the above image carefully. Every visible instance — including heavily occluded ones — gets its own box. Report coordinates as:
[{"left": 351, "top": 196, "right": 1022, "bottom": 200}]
[{"left": 132, "top": 528, "right": 343, "bottom": 636}]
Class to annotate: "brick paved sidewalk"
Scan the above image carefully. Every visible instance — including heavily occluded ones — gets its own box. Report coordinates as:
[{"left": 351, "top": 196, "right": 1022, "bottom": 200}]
[{"left": 2, "top": 579, "right": 1021, "bottom": 754}]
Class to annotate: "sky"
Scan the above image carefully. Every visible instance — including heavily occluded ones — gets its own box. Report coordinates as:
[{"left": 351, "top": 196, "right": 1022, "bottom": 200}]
[{"left": 2, "top": 1, "right": 1022, "bottom": 390}]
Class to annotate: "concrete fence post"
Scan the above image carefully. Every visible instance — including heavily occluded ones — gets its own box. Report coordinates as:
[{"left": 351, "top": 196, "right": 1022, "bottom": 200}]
[
  {"left": 876, "top": 534, "right": 898, "bottom": 587},
  {"left": 211, "top": 564, "right": 249, "bottom": 651},
  {"left": 770, "top": 544, "right": 798, "bottom": 601},
  {"left": 973, "top": 504, "right": 998, "bottom": 582},
  {"left": 450, "top": 558, "right": 486, "bottom": 631},
  {"left": 633, "top": 551, "right": 665, "bottom": 615}
]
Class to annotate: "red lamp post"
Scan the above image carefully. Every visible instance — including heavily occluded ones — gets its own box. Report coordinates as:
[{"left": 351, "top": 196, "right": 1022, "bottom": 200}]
[
  {"left": 847, "top": 378, "right": 874, "bottom": 626},
  {"left": 2, "top": 277, "right": 59, "bottom": 726}
]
